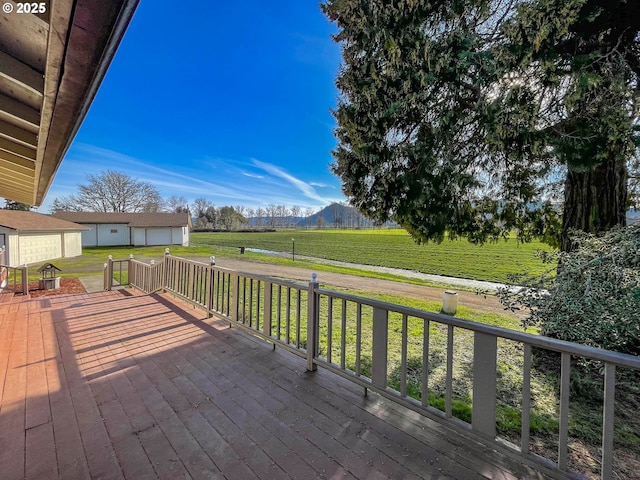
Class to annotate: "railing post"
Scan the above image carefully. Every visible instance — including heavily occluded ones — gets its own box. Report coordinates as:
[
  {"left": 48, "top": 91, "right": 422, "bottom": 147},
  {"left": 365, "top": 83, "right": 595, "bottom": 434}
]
[
  {"left": 207, "top": 266, "right": 215, "bottom": 317},
  {"left": 105, "top": 256, "right": 114, "bottom": 291},
  {"left": 187, "top": 262, "right": 194, "bottom": 299},
  {"left": 21, "top": 265, "right": 28, "bottom": 294},
  {"left": 602, "top": 362, "right": 616, "bottom": 480},
  {"left": 371, "top": 307, "right": 389, "bottom": 389},
  {"left": 163, "top": 248, "right": 170, "bottom": 290},
  {"left": 306, "top": 273, "right": 319, "bottom": 372},
  {"left": 128, "top": 254, "right": 134, "bottom": 287},
  {"left": 472, "top": 332, "right": 497, "bottom": 438},
  {"left": 263, "top": 281, "right": 272, "bottom": 337}
]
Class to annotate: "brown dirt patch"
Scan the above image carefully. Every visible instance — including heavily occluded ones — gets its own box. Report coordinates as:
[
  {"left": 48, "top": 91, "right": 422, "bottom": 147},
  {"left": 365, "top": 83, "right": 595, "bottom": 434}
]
[
  {"left": 212, "top": 257, "right": 521, "bottom": 319},
  {"left": 28, "top": 277, "right": 86, "bottom": 297}
]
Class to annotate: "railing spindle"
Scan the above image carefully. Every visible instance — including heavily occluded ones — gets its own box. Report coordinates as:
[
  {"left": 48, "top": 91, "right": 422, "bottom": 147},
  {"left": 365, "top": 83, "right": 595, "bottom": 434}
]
[
  {"left": 327, "top": 297, "right": 333, "bottom": 363},
  {"left": 256, "top": 280, "right": 262, "bottom": 330},
  {"left": 263, "top": 281, "right": 272, "bottom": 337},
  {"left": 225, "top": 273, "right": 230, "bottom": 316},
  {"left": 355, "top": 303, "right": 362, "bottom": 376},
  {"left": 445, "top": 325, "right": 454, "bottom": 418},
  {"left": 295, "top": 289, "right": 301, "bottom": 348},
  {"left": 340, "top": 299, "right": 347, "bottom": 369},
  {"left": 602, "top": 362, "right": 616, "bottom": 479},
  {"left": 521, "top": 344, "right": 532, "bottom": 454},
  {"left": 558, "top": 352, "right": 571, "bottom": 471},
  {"left": 276, "top": 285, "right": 282, "bottom": 339},
  {"left": 286, "top": 287, "right": 291, "bottom": 344},
  {"left": 400, "top": 314, "right": 408, "bottom": 397},
  {"left": 422, "top": 319, "right": 430, "bottom": 407}
]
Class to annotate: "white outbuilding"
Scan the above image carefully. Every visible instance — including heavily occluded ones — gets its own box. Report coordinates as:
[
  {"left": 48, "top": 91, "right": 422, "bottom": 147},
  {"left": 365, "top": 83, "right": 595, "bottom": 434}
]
[
  {"left": 52, "top": 212, "right": 191, "bottom": 247},
  {"left": 0, "top": 210, "right": 87, "bottom": 267}
]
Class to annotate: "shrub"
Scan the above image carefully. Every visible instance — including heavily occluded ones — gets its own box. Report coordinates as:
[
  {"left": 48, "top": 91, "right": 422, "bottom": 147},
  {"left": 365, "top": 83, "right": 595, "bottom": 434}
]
[{"left": 498, "top": 224, "right": 640, "bottom": 356}]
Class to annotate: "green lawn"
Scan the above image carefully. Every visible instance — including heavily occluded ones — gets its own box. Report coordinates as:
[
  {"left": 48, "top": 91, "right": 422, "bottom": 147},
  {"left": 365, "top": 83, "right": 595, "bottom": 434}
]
[
  {"left": 191, "top": 229, "right": 555, "bottom": 284},
  {"left": 29, "top": 229, "right": 555, "bottom": 286}
]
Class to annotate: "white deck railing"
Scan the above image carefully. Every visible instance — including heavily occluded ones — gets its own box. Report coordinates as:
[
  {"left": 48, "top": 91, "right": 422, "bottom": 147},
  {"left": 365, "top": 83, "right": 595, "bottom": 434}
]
[
  {"left": 105, "top": 253, "right": 640, "bottom": 480},
  {"left": 0, "top": 247, "right": 28, "bottom": 294}
]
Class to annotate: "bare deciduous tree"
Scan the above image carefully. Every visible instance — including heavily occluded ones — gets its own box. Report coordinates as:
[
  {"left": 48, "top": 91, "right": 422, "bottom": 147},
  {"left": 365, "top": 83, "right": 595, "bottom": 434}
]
[
  {"left": 166, "top": 195, "right": 189, "bottom": 213},
  {"left": 290, "top": 205, "right": 301, "bottom": 228},
  {"left": 50, "top": 170, "right": 163, "bottom": 213}
]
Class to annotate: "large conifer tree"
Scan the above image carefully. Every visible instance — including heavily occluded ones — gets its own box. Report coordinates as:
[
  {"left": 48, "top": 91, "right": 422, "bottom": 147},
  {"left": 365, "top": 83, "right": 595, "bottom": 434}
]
[{"left": 323, "top": 0, "right": 640, "bottom": 250}]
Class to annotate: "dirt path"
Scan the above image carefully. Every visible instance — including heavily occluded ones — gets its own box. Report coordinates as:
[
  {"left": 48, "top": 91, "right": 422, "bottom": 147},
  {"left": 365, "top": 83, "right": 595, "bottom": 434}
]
[{"left": 213, "top": 257, "right": 521, "bottom": 319}]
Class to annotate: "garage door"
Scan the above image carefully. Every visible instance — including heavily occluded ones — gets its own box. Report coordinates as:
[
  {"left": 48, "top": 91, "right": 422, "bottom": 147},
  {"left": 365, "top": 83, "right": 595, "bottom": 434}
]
[
  {"left": 146, "top": 228, "right": 172, "bottom": 246},
  {"left": 20, "top": 234, "right": 62, "bottom": 265}
]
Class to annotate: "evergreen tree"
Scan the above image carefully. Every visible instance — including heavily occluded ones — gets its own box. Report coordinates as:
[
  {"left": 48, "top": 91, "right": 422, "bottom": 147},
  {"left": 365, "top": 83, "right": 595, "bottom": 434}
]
[
  {"left": 3, "top": 200, "right": 31, "bottom": 211},
  {"left": 323, "top": 0, "right": 640, "bottom": 250}
]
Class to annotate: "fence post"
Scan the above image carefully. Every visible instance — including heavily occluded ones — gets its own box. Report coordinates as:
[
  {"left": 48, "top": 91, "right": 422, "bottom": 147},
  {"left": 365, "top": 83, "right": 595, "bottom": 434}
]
[
  {"left": 163, "top": 248, "right": 170, "bottom": 291},
  {"left": 472, "top": 332, "right": 497, "bottom": 438},
  {"left": 128, "top": 254, "right": 134, "bottom": 288},
  {"left": 21, "top": 265, "right": 28, "bottom": 294},
  {"left": 105, "top": 256, "right": 114, "bottom": 291},
  {"left": 371, "top": 307, "right": 389, "bottom": 389},
  {"left": 306, "top": 273, "right": 319, "bottom": 372},
  {"left": 207, "top": 266, "right": 215, "bottom": 318}
]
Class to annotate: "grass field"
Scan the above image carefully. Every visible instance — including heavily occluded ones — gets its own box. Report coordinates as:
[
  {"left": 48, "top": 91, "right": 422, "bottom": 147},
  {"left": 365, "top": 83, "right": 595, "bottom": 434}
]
[
  {"left": 191, "top": 229, "right": 555, "bottom": 284},
  {"left": 30, "top": 229, "right": 555, "bottom": 286}
]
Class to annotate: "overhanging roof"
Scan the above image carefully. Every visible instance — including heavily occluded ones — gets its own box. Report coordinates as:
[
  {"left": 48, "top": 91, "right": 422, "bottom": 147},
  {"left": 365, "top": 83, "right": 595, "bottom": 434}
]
[
  {"left": 0, "top": 209, "right": 88, "bottom": 231},
  {"left": 0, "top": 0, "right": 139, "bottom": 207}
]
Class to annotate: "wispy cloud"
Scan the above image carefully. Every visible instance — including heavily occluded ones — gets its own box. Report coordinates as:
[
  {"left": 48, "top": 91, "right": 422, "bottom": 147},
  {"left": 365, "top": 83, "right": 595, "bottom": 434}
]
[
  {"left": 42, "top": 143, "right": 343, "bottom": 212},
  {"left": 252, "top": 159, "right": 330, "bottom": 204},
  {"left": 242, "top": 172, "right": 264, "bottom": 179}
]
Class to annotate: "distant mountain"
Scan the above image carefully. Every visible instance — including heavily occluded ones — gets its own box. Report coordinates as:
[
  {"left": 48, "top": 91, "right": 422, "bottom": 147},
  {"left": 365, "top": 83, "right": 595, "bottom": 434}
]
[
  {"left": 297, "top": 203, "right": 395, "bottom": 228},
  {"left": 239, "top": 202, "right": 395, "bottom": 229}
]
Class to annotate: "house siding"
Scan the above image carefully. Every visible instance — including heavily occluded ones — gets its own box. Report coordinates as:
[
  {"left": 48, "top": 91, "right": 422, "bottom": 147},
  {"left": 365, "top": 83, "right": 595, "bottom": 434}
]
[
  {"left": 81, "top": 224, "right": 98, "bottom": 247},
  {"left": 63, "top": 232, "right": 82, "bottom": 258},
  {"left": 97, "top": 224, "right": 130, "bottom": 246}
]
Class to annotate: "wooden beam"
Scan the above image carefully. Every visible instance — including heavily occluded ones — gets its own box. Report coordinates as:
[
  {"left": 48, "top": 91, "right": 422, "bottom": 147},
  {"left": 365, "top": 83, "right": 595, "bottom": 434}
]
[
  {"left": 35, "top": 0, "right": 139, "bottom": 205},
  {"left": 0, "top": 150, "right": 36, "bottom": 175},
  {"left": 0, "top": 184, "right": 33, "bottom": 204},
  {"left": 0, "top": 172, "right": 33, "bottom": 193},
  {"left": 32, "top": 0, "right": 74, "bottom": 205},
  {"left": 0, "top": 1, "right": 49, "bottom": 72},
  {"left": 0, "top": 51, "right": 44, "bottom": 94},
  {"left": 0, "top": 169, "right": 33, "bottom": 188},
  {"left": 0, "top": 136, "right": 37, "bottom": 161},
  {"left": 0, "top": 119, "right": 38, "bottom": 148},
  {"left": 0, "top": 92, "right": 40, "bottom": 132}
]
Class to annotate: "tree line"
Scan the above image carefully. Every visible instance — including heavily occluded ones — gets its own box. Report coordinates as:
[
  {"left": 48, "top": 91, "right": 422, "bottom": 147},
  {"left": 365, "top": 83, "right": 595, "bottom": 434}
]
[{"left": 45, "top": 170, "right": 379, "bottom": 231}]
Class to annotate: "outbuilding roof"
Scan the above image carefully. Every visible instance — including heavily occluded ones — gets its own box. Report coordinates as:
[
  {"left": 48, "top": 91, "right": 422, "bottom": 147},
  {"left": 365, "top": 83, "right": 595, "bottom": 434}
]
[
  {"left": 0, "top": 210, "right": 88, "bottom": 232},
  {"left": 52, "top": 212, "right": 191, "bottom": 228}
]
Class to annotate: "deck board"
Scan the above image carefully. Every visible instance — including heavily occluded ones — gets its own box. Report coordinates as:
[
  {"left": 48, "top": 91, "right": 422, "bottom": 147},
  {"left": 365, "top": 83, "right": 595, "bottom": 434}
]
[{"left": 0, "top": 290, "right": 553, "bottom": 479}]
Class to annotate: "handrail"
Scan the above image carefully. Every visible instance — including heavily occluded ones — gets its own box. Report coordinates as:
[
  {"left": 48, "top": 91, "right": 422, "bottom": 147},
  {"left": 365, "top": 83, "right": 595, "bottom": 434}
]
[
  {"left": 317, "top": 286, "right": 640, "bottom": 369},
  {"left": 117, "top": 252, "right": 638, "bottom": 479},
  {"left": 0, "top": 247, "right": 28, "bottom": 294}
]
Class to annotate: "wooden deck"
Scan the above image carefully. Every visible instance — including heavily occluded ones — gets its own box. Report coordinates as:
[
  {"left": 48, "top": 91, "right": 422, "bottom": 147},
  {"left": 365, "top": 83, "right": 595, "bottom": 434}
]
[{"left": 0, "top": 289, "right": 552, "bottom": 479}]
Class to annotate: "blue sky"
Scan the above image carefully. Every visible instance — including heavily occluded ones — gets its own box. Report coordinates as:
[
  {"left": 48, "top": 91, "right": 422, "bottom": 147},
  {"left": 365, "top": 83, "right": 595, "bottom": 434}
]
[{"left": 40, "top": 1, "right": 345, "bottom": 213}]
